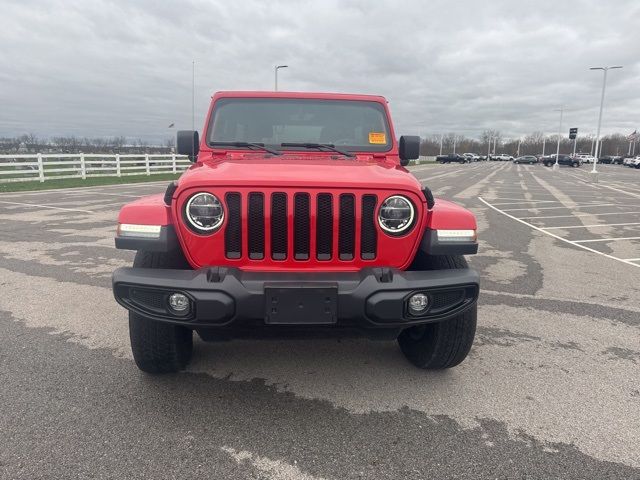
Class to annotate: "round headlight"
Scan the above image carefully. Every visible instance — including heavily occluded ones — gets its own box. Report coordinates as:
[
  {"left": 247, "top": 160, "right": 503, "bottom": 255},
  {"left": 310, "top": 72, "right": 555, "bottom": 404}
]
[
  {"left": 378, "top": 195, "right": 415, "bottom": 235},
  {"left": 184, "top": 192, "right": 224, "bottom": 233}
]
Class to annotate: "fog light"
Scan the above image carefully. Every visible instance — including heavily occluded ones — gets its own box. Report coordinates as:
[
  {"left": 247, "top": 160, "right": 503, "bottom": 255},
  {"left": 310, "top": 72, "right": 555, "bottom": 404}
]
[
  {"left": 168, "top": 293, "right": 190, "bottom": 314},
  {"left": 408, "top": 293, "right": 429, "bottom": 314}
]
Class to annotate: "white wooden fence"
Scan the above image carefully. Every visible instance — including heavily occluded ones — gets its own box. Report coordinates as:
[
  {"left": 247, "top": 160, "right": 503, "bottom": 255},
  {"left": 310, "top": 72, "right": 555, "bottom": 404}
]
[
  {"left": 416, "top": 156, "right": 436, "bottom": 164},
  {"left": 0, "top": 153, "right": 191, "bottom": 183}
]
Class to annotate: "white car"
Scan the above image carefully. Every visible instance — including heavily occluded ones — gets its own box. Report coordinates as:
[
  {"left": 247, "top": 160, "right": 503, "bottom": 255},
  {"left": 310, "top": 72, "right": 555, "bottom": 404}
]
[
  {"left": 626, "top": 156, "right": 640, "bottom": 168},
  {"left": 463, "top": 153, "right": 480, "bottom": 162},
  {"left": 576, "top": 154, "right": 597, "bottom": 164}
]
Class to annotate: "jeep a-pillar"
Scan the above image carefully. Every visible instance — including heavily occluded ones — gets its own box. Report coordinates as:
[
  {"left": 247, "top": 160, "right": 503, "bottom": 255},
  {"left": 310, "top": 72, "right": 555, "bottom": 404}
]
[{"left": 112, "top": 91, "right": 479, "bottom": 373}]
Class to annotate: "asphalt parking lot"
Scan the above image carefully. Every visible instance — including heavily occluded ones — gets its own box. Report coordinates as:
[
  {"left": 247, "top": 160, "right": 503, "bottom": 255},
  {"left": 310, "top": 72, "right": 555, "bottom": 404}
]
[{"left": 1, "top": 162, "right": 639, "bottom": 479}]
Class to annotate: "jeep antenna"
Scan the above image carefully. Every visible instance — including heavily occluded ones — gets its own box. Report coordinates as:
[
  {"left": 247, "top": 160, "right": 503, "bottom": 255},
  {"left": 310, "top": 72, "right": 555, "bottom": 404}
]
[{"left": 191, "top": 60, "right": 195, "bottom": 156}]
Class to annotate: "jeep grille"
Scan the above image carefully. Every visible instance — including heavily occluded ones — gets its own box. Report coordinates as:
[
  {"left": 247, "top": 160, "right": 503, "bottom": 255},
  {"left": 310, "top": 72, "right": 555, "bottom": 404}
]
[{"left": 223, "top": 191, "right": 379, "bottom": 262}]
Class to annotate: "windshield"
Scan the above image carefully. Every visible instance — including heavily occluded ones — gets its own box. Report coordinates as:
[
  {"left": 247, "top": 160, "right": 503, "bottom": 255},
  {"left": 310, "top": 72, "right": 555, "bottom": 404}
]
[{"left": 207, "top": 98, "right": 391, "bottom": 153}]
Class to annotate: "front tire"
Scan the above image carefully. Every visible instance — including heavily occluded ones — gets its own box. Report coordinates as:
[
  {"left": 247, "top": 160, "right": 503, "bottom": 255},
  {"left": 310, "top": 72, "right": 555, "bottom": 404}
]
[
  {"left": 129, "top": 250, "right": 193, "bottom": 374},
  {"left": 399, "top": 255, "right": 477, "bottom": 369}
]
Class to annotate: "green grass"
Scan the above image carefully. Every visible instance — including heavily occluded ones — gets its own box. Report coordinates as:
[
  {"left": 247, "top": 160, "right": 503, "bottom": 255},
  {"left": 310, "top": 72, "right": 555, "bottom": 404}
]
[{"left": 0, "top": 173, "right": 183, "bottom": 193}]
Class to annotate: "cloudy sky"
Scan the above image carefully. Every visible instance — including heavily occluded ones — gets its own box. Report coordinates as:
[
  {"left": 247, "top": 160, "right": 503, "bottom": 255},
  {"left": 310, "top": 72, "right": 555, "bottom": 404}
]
[{"left": 1, "top": 0, "right": 638, "bottom": 143}]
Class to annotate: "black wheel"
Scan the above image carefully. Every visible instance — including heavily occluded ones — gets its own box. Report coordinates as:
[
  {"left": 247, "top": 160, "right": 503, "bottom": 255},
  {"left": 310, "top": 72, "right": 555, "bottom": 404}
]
[
  {"left": 399, "top": 255, "right": 477, "bottom": 369},
  {"left": 129, "top": 250, "right": 193, "bottom": 373}
]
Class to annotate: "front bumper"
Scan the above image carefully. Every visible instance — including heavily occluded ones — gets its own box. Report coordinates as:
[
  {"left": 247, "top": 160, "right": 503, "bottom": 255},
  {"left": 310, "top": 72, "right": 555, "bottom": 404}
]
[{"left": 112, "top": 267, "right": 479, "bottom": 329}]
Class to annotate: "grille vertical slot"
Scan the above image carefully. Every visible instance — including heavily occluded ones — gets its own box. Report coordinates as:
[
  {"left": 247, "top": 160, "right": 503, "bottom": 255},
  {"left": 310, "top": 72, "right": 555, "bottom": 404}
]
[
  {"left": 224, "top": 192, "right": 241, "bottom": 259},
  {"left": 316, "top": 193, "right": 333, "bottom": 260},
  {"left": 338, "top": 194, "right": 355, "bottom": 260},
  {"left": 293, "top": 193, "right": 310, "bottom": 260},
  {"left": 248, "top": 192, "right": 264, "bottom": 260},
  {"left": 360, "top": 194, "right": 377, "bottom": 259},
  {"left": 271, "top": 193, "right": 287, "bottom": 260}
]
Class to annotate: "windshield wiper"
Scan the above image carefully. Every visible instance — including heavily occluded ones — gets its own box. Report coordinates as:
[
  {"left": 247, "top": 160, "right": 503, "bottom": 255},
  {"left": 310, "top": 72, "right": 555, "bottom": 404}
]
[
  {"left": 280, "top": 142, "right": 356, "bottom": 158},
  {"left": 210, "top": 141, "right": 281, "bottom": 156}
]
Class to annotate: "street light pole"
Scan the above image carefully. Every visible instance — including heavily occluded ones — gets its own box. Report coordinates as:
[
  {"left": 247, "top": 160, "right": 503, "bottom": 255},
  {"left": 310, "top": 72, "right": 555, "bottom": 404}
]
[
  {"left": 589, "top": 65, "right": 623, "bottom": 182},
  {"left": 553, "top": 106, "right": 564, "bottom": 171},
  {"left": 274, "top": 65, "right": 288, "bottom": 91},
  {"left": 542, "top": 136, "right": 546, "bottom": 157},
  {"left": 439, "top": 134, "right": 443, "bottom": 155}
]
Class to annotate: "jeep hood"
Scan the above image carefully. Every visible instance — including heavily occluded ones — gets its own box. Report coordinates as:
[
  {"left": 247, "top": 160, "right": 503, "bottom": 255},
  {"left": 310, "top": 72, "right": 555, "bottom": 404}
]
[{"left": 176, "top": 156, "right": 422, "bottom": 193}]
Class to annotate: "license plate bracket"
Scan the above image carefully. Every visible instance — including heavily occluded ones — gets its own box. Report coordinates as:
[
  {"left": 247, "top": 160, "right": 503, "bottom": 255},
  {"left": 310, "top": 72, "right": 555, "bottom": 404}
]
[{"left": 265, "top": 285, "right": 337, "bottom": 325}]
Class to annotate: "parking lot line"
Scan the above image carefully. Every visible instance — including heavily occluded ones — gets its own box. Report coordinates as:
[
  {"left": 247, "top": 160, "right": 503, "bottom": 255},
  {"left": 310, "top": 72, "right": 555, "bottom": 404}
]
[
  {"left": 0, "top": 180, "right": 172, "bottom": 197},
  {"left": 542, "top": 222, "right": 640, "bottom": 230},
  {"left": 63, "top": 191, "right": 142, "bottom": 198},
  {"left": 491, "top": 190, "right": 604, "bottom": 196},
  {"left": 563, "top": 171, "right": 640, "bottom": 199},
  {"left": 0, "top": 200, "right": 94, "bottom": 213},
  {"left": 500, "top": 203, "right": 633, "bottom": 212},
  {"left": 478, "top": 196, "right": 640, "bottom": 268},
  {"left": 608, "top": 185, "right": 640, "bottom": 194},
  {"left": 573, "top": 236, "right": 640, "bottom": 244},
  {"left": 518, "top": 211, "right": 640, "bottom": 220},
  {"left": 488, "top": 199, "right": 572, "bottom": 205},
  {"left": 595, "top": 184, "right": 640, "bottom": 199}
]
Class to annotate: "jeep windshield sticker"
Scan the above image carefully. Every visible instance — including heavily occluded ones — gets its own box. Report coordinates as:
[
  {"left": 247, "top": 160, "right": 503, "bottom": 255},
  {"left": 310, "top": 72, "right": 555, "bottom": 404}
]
[{"left": 369, "top": 132, "right": 386, "bottom": 144}]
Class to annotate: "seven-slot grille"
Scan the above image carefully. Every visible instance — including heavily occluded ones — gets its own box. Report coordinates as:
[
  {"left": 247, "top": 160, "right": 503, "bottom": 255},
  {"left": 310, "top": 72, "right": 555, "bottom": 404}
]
[{"left": 223, "top": 192, "right": 378, "bottom": 262}]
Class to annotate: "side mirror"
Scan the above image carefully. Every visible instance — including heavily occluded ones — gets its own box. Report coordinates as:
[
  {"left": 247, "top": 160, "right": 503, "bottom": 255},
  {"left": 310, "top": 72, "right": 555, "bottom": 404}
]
[
  {"left": 177, "top": 130, "right": 200, "bottom": 162},
  {"left": 399, "top": 135, "right": 420, "bottom": 166}
]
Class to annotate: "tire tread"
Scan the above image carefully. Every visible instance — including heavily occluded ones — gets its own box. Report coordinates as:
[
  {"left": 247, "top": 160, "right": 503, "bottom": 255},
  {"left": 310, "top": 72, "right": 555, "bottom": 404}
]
[
  {"left": 129, "top": 250, "right": 193, "bottom": 374},
  {"left": 398, "top": 254, "right": 477, "bottom": 369}
]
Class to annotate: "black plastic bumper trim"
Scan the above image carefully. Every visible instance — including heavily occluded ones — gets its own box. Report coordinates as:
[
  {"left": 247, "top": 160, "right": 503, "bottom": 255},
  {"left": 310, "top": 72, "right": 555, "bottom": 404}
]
[
  {"left": 163, "top": 181, "right": 178, "bottom": 206},
  {"left": 419, "top": 229, "right": 478, "bottom": 255},
  {"left": 421, "top": 187, "right": 435, "bottom": 209},
  {"left": 112, "top": 266, "right": 479, "bottom": 328},
  {"left": 114, "top": 225, "right": 178, "bottom": 252}
]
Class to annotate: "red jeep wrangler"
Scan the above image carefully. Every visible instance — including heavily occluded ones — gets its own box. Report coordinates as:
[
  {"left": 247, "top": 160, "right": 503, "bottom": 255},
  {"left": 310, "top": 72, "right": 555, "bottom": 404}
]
[{"left": 112, "top": 91, "right": 479, "bottom": 373}]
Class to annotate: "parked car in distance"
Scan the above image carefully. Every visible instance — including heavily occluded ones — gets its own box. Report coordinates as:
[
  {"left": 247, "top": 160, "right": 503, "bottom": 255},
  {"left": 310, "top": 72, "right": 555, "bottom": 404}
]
[
  {"left": 436, "top": 153, "right": 469, "bottom": 164},
  {"left": 625, "top": 156, "right": 640, "bottom": 168},
  {"left": 599, "top": 155, "right": 624, "bottom": 165},
  {"left": 513, "top": 155, "right": 537, "bottom": 165},
  {"left": 491, "top": 153, "right": 513, "bottom": 161},
  {"left": 463, "top": 153, "right": 480, "bottom": 162},
  {"left": 575, "top": 154, "right": 597, "bottom": 164},
  {"left": 543, "top": 154, "right": 581, "bottom": 167}
]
